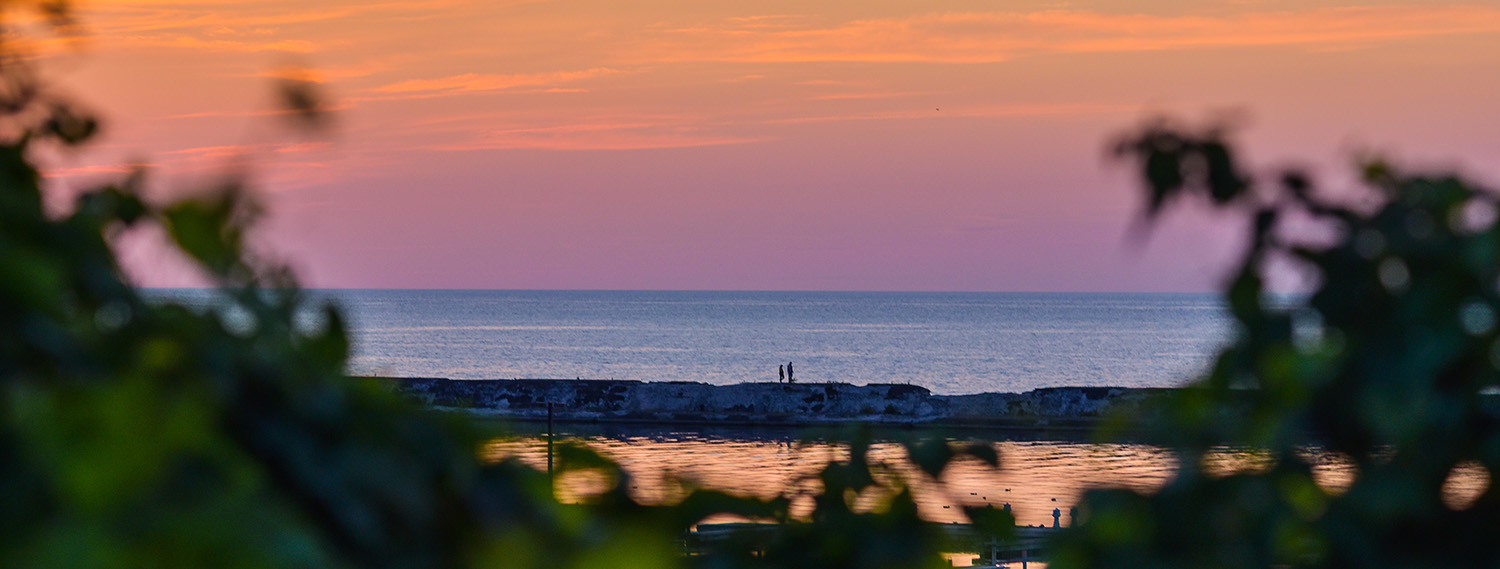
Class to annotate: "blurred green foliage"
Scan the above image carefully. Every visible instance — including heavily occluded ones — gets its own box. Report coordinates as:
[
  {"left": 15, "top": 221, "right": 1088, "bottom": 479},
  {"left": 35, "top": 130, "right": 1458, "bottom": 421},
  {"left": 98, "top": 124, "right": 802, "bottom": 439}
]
[
  {"left": 0, "top": 3, "right": 1007, "bottom": 568},
  {"left": 1052, "top": 119, "right": 1500, "bottom": 568},
  {"left": 20, "top": 1, "right": 1492, "bottom": 566}
]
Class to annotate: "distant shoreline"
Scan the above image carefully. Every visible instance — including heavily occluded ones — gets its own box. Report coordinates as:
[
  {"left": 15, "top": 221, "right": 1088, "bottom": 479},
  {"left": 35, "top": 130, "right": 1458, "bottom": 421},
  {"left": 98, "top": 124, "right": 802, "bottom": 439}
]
[{"left": 376, "top": 377, "right": 1171, "bottom": 430}]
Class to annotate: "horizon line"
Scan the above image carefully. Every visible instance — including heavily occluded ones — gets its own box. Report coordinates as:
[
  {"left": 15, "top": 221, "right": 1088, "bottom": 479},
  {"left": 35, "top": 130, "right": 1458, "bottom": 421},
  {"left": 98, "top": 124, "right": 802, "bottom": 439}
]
[{"left": 140, "top": 286, "right": 1222, "bottom": 295}]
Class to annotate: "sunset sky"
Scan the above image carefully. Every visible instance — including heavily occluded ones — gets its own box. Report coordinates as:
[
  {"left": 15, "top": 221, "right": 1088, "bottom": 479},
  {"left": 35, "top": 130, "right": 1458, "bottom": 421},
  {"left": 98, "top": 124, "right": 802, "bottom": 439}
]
[{"left": 39, "top": 0, "right": 1500, "bottom": 291}]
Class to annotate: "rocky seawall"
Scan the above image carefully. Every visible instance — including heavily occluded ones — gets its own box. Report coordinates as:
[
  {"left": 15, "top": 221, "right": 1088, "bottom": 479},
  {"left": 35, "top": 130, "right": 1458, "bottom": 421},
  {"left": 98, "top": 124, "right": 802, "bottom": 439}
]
[{"left": 384, "top": 378, "right": 1170, "bottom": 429}]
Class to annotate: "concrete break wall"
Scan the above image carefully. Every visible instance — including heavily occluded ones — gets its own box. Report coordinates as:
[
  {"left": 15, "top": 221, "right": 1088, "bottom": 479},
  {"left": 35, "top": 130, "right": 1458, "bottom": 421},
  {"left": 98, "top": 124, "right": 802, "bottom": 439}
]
[{"left": 388, "top": 378, "right": 1168, "bottom": 428}]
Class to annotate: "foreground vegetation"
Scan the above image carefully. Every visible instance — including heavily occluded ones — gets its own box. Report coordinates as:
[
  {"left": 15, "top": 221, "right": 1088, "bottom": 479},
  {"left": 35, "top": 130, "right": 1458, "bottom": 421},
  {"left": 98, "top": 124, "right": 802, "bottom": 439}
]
[
  {"left": 0, "top": 5, "right": 1008, "bottom": 569},
  {"left": 4, "top": 3, "right": 1499, "bottom": 568},
  {"left": 1052, "top": 122, "right": 1500, "bottom": 569}
]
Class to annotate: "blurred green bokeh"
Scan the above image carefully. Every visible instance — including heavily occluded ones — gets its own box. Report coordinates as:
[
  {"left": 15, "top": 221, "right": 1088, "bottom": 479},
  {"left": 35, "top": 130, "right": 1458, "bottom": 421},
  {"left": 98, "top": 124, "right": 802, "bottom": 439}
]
[
  {"left": 0, "top": 4, "right": 1007, "bottom": 568},
  {"left": 1052, "top": 120, "right": 1500, "bottom": 569},
  {"left": 9, "top": 3, "right": 1496, "bottom": 569}
]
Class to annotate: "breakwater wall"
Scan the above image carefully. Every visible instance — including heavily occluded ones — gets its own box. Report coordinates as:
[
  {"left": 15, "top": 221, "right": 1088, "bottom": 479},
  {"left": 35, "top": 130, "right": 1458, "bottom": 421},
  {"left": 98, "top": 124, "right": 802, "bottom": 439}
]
[{"left": 385, "top": 378, "right": 1169, "bottom": 429}]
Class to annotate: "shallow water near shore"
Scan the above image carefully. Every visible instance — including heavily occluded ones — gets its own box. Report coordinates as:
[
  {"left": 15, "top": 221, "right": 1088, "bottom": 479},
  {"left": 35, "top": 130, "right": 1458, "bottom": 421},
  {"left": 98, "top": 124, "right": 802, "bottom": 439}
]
[
  {"left": 482, "top": 422, "right": 1490, "bottom": 530},
  {"left": 485, "top": 422, "right": 1169, "bottom": 526}
]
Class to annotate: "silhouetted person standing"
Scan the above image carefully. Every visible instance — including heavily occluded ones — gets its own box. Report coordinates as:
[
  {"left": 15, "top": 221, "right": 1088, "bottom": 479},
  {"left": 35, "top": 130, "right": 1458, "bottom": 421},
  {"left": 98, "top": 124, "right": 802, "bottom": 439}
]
[
  {"left": 779, "top": 364, "right": 785, "bottom": 383},
  {"left": 787, "top": 361, "right": 795, "bottom": 383}
]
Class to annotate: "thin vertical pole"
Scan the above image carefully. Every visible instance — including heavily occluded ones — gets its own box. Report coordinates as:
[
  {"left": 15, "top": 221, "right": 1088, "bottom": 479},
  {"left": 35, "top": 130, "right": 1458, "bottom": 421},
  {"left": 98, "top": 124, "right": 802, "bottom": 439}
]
[{"left": 547, "top": 402, "right": 554, "bottom": 478}]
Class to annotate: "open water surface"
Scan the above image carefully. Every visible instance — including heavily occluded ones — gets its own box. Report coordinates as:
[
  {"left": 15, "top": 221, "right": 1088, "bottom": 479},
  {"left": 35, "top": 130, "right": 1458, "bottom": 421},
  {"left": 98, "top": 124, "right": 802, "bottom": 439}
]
[
  {"left": 484, "top": 424, "right": 1488, "bottom": 529},
  {"left": 146, "top": 289, "right": 1490, "bottom": 547},
  {"left": 323, "top": 290, "right": 1231, "bottom": 395},
  {"left": 486, "top": 423, "right": 1174, "bottom": 527}
]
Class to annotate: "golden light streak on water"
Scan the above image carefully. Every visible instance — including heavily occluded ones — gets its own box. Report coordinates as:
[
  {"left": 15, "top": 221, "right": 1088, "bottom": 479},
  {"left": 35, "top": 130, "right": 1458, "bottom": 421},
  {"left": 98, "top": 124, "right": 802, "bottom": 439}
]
[
  {"left": 482, "top": 433, "right": 1492, "bottom": 528},
  {"left": 1443, "top": 461, "right": 1491, "bottom": 510},
  {"left": 484, "top": 435, "right": 1178, "bottom": 526}
]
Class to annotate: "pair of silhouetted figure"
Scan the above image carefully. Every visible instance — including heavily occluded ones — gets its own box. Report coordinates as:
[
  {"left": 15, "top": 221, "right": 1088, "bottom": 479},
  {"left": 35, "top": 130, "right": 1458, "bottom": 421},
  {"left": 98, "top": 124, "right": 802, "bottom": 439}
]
[{"left": 779, "top": 362, "right": 795, "bottom": 383}]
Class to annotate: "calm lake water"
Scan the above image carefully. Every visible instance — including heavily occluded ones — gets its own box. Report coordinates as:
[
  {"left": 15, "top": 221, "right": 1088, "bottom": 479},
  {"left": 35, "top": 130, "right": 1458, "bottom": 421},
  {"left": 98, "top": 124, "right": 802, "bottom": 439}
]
[
  {"left": 147, "top": 288, "right": 1487, "bottom": 550},
  {"left": 325, "top": 290, "right": 1232, "bottom": 395},
  {"left": 483, "top": 424, "right": 1487, "bottom": 531},
  {"left": 485, "top": 424, "right": 1175, "bottom": 527}
]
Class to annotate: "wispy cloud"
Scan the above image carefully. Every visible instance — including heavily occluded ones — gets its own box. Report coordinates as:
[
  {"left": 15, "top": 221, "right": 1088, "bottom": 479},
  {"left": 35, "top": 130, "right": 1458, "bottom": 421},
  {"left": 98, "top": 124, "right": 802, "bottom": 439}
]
[
  {"left": 767, "top": 102, "right": 1137, "bottom": 124},
  {"left": 40, "top": 141, "right": 332, "bottom": 186},
  {"left": 808, "top": 91, "right": 933, "bottom": 101},
  {"left": 252, "top": 58, "right": 407, "bottom": 82},
  {"left": 162, "top": 144, "right": 255, "bottom": 158},
  {"left": 624, "top": 6, "right": 1500, "bottom": 64},
  {"left": 164, "top": 101, "right": 353, "bottom": 120},
  {"left": 370, "top": 67, "right": 623, "bottom": 96},
  {"left": 427, "top": 118, "right": 765, "bottom": 151},
  {"left": 720, "top": 74, "right": 765, "bottom": 83},
  {"left": 41, "top": 163, "right": 144, "bottom": 179},
  {"left": 160, "top": 141, "right": 330, "bottom": 160},
  {"left": 86, "top": 0, "right": 470, "bottom": 35},
  {"left": 77, "top": 0, "right": 492, "bottom": 56},
  {"left": 108, "top": 35, "right": 319, "bottom": 53}
]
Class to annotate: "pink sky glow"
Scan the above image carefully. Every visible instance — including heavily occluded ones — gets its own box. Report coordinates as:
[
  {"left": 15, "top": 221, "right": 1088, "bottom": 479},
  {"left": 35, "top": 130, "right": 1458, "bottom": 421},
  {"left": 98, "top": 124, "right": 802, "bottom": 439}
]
[{"left": 34, "top": 0, "right": 1500, "bottom": 291}]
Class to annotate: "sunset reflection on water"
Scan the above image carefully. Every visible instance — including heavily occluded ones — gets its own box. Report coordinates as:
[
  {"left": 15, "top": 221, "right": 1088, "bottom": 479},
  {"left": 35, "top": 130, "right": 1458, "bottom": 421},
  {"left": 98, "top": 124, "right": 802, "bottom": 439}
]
[
  {"left": 483, "top": 426, "right": 1175, "bottom": 526},
  {"left": 481, "top": 425, "right": 1490, "bottom": 527}
]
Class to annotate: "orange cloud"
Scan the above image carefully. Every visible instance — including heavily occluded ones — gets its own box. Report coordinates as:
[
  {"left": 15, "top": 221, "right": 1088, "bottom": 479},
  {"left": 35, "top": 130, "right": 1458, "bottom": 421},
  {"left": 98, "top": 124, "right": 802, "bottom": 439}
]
[
  {"left": 766, "top": 102, "right": 1138, "bottom": 124},
  {"left": 720, "top": 74, "right": 765, "bottom": 83},
  {"left": 164, "top": 102, "right": 353, "bottom": 120},
  {"left": 624, "top": 6, "right": 1500, "bottom": 64},
  {"left": 162, "top": 141, "right": 329, "bottom": 160},
  {"left": 76, "top": 0, "right": 494, "bottom": 57},
  {"left": 162, "top": 144, "right": 253, "bottom": 158},
  {"left": 428, "top": 119, "right": 765, "bottom": 151},
  {"left": 111, "top": 34, "right": 319, "bottom": 53},
  {"left": 807, "top": 91, "right": 933, "bottom": 101},
  {"left": 85, "top": 0, "right": 470, "bottom": 34},
  {"left": 371, "top": 67, "right": 624, "bottom": 95},
  {"left": 253, "top": 59, "right": 405, "bottom": 82},
  {"left": 41, "top": 163, "right": 143, "bottom": 179}
]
